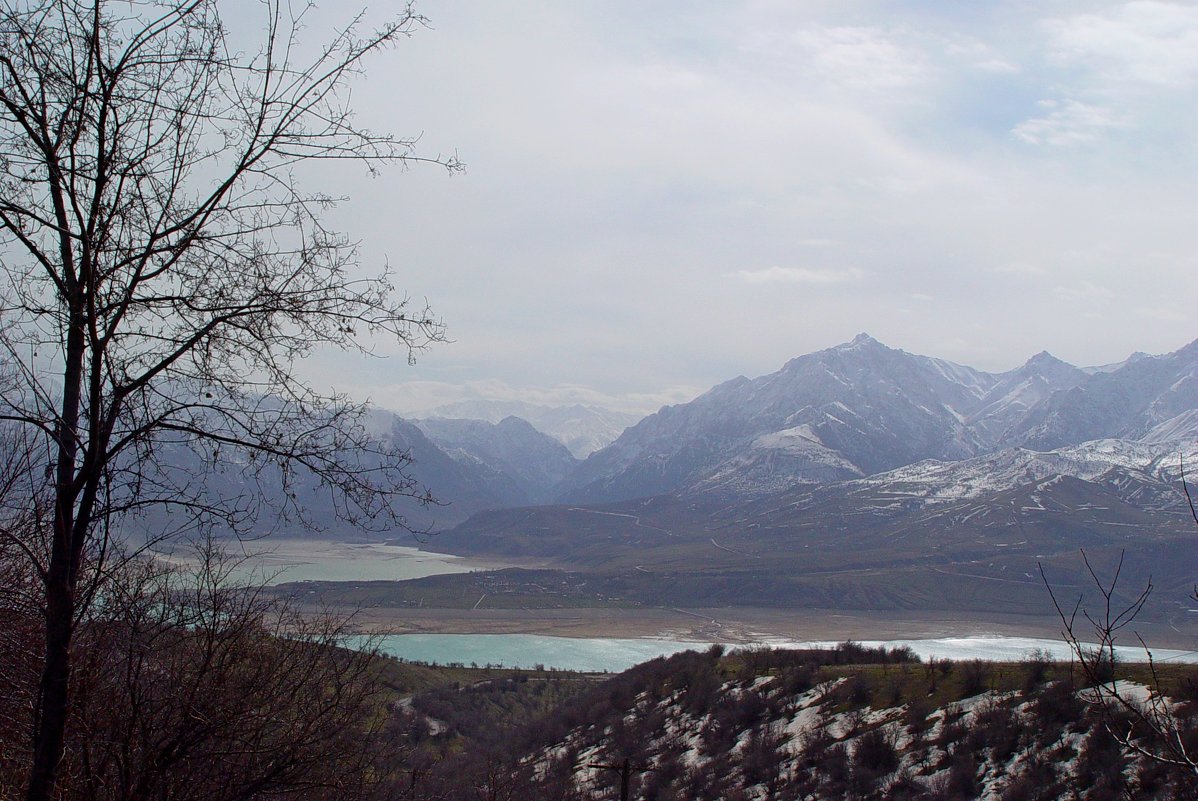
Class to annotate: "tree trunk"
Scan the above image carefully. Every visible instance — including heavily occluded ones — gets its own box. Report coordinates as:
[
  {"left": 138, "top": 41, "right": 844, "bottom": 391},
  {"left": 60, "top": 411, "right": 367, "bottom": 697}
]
[
  {"left": 26, "top": 565, "right": 75, "bottom": 801},
  {"left": 27, "top": 291, "right": 86, "bottom": 801}
]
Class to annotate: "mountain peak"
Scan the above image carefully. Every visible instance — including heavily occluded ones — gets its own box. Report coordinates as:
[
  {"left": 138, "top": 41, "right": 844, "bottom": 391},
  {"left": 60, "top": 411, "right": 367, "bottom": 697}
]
[
  {"left": 848, "top": 332, "right": 881, "bottom": 347},
  {"left": 1025, "top": 350, "right": 1065, "bottom": 368}
]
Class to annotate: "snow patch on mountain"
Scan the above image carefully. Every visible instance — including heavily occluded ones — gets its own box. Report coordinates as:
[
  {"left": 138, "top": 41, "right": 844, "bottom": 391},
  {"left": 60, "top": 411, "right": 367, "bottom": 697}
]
[
  {"left": 691, "top": 425, "right": 865, "bottom": 497},
  {"left": 853, "top": 438, "right": 1198, "bottom": 506},
  {"left": 1140, "top": 409, "right": 1198, "bottom": 443}
]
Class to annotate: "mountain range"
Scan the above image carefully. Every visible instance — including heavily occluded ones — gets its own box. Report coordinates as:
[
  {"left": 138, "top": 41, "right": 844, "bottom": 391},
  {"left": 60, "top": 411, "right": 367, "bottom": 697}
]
[
  {"left": 226, "top": 334, "right": 1197, "bottom": 620},
  {"left": 401, "top": 335, "right": 1198, "bottom": 622},
  {"left": 559, "top": 334, "right": 1198, "bottom": 504},
  {"left": 372, "top": 335, "right": 1198, "bottom": 528}
]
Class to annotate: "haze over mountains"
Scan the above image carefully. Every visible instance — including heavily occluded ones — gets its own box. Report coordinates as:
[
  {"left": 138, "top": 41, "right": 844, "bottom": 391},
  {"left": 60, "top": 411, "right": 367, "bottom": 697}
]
[{"left": 416, "top": 399, "right": 639, "bottom": 458}]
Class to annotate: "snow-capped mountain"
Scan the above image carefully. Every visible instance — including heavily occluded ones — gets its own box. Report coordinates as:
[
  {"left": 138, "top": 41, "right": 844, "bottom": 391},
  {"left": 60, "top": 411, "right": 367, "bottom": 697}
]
[
  {"left": 964, "top": 351, "right": 1086, "bottom": 446},
  {"left": 560, "top": 334, "right": 986, "bottom": 502},
  {"left": 1004, "top": 339, "right": 1198, "bottom": 450},
  {"left": 560, "top": 335, "right": 1198, "bottom": 504},
  {"left": 430, "top": 338, "right": 1198, "bottom": 622}
]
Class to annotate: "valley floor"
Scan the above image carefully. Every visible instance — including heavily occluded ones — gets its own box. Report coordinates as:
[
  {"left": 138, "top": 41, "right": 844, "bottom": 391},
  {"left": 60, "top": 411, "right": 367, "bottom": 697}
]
[{"left": 330, "top": 604, "right": 1198, "bottom": 651}]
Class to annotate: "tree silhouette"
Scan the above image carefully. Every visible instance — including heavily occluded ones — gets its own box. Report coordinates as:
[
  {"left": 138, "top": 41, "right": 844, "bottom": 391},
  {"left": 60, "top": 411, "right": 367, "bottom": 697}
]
[{"left": 0, "top": 2, "right": 458, "bottom": 798}]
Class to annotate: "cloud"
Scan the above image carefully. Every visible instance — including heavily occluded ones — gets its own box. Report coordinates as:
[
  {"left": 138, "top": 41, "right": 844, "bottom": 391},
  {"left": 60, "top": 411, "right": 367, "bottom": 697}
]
[
  {"left": 1053, "top": 281, "right": 1115, "bottom": 304},
  {"left": 992, "top": 262, "right": 1047, "bottom": 276},
  {"left": 1012, "top": 99, "right": 1127, "bottom": 145},
  {"left": 1046, "top": 1, "right": 1198, "bottom": 88},
  {"left": 944, "top": 38, "right": 1020, "bottom": 74},
  {"left": 295, "top": 2, "right": 1198, "bottom": 404},
  {"left": 725, "top": 266, "right": 867, "bottom": 285},
  {"left": 783, "top": 25, "right": 929, "bottom": 90}
]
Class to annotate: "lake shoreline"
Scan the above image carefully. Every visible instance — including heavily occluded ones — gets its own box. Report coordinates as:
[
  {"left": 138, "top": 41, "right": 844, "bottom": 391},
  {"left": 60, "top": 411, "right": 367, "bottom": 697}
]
[
  {"left": 202, "top": 538, "right": 1194, "bottom": 653},
  {"left": 320, "top": 604, "right": 1198, "bottom": 653}
]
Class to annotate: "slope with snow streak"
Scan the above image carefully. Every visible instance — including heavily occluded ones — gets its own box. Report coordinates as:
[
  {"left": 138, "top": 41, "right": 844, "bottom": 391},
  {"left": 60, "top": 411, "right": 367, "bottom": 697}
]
[{"left": 847, "top": 439, "right": 1198, "bottom": 507}]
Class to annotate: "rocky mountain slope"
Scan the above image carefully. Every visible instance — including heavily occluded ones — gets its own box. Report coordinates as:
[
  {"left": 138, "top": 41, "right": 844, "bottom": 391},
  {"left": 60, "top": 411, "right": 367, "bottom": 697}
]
[{"left": 560, "top": 335, "right": 1198, "bottom": 504}]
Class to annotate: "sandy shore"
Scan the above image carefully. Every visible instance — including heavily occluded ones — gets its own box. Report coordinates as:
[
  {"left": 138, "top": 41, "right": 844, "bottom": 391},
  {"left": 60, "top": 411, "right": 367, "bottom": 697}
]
[{"left": 323, "top": 604, "right": 1198, "bottom": 651}]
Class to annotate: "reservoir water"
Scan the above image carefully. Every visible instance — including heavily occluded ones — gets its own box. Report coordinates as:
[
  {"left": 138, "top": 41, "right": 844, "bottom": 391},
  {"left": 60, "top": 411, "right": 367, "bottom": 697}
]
[{"left": 366, "top": 633, "right": 1198, "bottom": 673}]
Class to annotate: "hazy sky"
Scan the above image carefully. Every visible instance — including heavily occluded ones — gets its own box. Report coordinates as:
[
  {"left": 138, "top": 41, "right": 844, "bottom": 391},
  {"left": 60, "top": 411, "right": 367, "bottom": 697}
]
[{"left": 289, "top": 1, "right": 1198, "bottom": 416}]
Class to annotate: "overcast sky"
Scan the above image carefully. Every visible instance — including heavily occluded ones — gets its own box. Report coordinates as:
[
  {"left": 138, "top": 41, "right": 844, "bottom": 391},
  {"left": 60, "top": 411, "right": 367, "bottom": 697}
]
[{"left": 290, "top": 1, "right": 1198, "bottom": 416}]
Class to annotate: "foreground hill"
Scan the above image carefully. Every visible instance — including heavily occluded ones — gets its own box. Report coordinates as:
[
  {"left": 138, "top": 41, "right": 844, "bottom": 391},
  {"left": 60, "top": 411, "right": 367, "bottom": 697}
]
[{"left": 393, "top": 644, "right": 1198, "bottom": 800}]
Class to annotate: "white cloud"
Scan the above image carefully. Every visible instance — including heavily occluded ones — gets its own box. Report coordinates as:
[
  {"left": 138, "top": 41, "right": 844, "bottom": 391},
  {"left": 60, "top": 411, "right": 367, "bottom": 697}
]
[
  {"left": 1046, "top": 1, "right": 1198, "bottom": 88},
  {"left": 725, "top": 266, "right": 867, "bottom": 285},
  {"left": 1012, "top": 99, "right": 1127, "bottom": 145},
  {"left": 944, "top": 38, "right": 1020, "bottom": 74},
  {"left": 1053, "top": 281, "right": 1116, "bottom": 304},
  {"left": 992, "top": 262, "right": 1047, "bottom": 276},
  {"left": 786, "top": 25, "right": 929, "bottom": 90}
]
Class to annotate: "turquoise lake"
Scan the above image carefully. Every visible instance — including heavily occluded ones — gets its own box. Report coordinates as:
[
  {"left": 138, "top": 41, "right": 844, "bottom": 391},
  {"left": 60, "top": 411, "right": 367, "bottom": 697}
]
[{"left": 363, "top": 633, "right": 1198, "bottom": 673}]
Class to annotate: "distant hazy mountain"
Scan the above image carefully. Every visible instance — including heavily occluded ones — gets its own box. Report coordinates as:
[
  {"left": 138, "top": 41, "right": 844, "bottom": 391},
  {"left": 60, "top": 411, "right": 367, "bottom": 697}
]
[
  {"left": 421, "top": 400, "right": 639, "bottom": 458},
  {"left": 413, "top": 416, "right": 578, "bottom": 505},
  {"left": 352, "top": 412, "right": 525, "bottom": 530},
  {"left": 424, "top": 337, "right": 1198, "bottom": 620},
  {"left": 560, "top": 334, "right": 1198, "bottom": 504},
  {"left": 178, "top": 335, "right": 1196, "bottom": 548},
  {"left": 134, "top": 410, "right": 521, "bottom": 541}
]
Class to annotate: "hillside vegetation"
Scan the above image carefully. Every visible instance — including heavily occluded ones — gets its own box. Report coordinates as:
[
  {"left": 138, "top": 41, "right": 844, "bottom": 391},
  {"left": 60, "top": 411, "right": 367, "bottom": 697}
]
[{"left": 385, "top": 644, "right": 1198, "bottom": 800}]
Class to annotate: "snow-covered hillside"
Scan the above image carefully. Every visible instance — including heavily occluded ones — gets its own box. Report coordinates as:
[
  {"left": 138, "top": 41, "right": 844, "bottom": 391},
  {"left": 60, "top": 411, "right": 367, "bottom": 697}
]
[
  {"left": 849, "top": 438, "right": 1198, "bottom": 508},
  {"left": 397, "top": 644, "right": 1198, "bottom": 801}
]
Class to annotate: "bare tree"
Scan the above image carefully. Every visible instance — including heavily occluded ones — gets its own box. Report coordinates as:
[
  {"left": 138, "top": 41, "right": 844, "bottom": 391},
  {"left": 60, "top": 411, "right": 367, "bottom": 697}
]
[
  {"left": 1, "top": 537, "right": 409, "bottom": 801},
  {"left": 1043, "top": 460, "right": 1198, "bottom": 782},
  {"left": 0, "top": 2, "right": 459, "bottom": 799}
]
